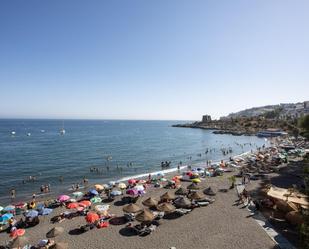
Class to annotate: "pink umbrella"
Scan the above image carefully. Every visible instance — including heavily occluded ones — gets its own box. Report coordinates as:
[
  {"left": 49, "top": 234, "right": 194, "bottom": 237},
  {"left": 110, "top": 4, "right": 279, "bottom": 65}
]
[
  {"left": 128, "top": 179, "right": 136, "bottom": 185},
  {"left": 126, "top": 189, "right": 138, "bottom": 196},
  {"left": 57, "top": 195, "right": 70, "bottom": 202}
]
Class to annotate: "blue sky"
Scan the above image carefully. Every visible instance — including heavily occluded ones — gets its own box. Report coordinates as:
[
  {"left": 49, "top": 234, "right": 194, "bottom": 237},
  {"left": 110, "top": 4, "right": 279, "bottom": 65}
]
[{"left": 0, "top": 0, "right": 308, "bottom": 120}]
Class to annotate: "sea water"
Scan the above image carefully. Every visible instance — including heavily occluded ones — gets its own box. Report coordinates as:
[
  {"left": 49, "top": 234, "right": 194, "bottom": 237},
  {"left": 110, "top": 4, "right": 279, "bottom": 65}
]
[{"left": 0, "top": 119, "right": 266, "bottom": 203}]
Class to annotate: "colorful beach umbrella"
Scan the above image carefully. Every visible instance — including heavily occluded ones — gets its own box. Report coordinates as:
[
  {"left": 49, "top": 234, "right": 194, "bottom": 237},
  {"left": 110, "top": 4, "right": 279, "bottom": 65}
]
[
  {"left": 118, "top": 183, "right": 126, "bottom": 189},
  {"left": 90, "top": 196, "right": 102, "bottom": 204},
  {"left": 72, "top": 192, "right": 83, "bottom": 198},
  {"left": 67, "top": 202, "right": 79, "bottom": 209},
  {"left": 25, "top": 210, "right": 39, "bottom": 218},
  {"left": 128, "top": 179, "right": 136, "bottom": 185},
  {"left": 10, "top": 228, "right": 25, "bottom": 238},
  {"left": 79, "top": 200, "right": 91, "bottom": 207},
  {"left": 94, "top": 184, "right": 104, "bottom": 191},
  {"left": 0, "top": 213, "right": 13, "bottom": 223},
  {"left": 85, "top": 212, "right": 99, "bottom": 223},
  {"left": 88, "top": 189, "right": 99, "bottom": 196},
  {"left": 57, "top": 195, "right": 70, "bottom": 202},
  {"left": 126, "top": 189, "right": 138, "bottom": 196},
  {"left": 192, "top": 178, "right": 201, "bottom": 183},
  {"left": 4, "top": 205, "right": 15, "bottom": 212}
]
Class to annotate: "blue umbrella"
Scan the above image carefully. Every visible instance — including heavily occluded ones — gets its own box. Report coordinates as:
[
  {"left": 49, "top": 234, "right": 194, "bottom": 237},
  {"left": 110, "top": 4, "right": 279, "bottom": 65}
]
[
  {"left": 25, "top": 210, "right": 39, "bottom": 218},
  {"left": 40, "top": 208, "right": 53, "bottom": 216},
  {"left": 4, "top": 205, "right": 15, "bottom": 212},
  {"left": 110, "top": 190, "right": 122, "bottom": 196},
  {"left": 88, "top": 189, "right": 98, "bottom": 196},
  {"left": 0, "top": 213, "right": 13, "bottom": 224}
]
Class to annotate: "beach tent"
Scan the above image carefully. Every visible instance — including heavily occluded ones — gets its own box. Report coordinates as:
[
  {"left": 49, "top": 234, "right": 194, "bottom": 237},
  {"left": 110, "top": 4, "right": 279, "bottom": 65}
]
[
  {"left": 267, "top": 186, "right": 309, "bottom": 208},
  {"left": 57, "top": 195, "right": 70, "bottom": 202},
  {"left": 85, "top": 212, "right": 99, "bottom": 223}
]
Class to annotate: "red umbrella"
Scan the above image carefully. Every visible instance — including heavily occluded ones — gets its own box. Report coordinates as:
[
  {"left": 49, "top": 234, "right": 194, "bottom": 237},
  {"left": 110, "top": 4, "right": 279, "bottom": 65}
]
[
  {"left": 128, "top": 179, "right": 136, "bottom": 185},
  {"left": 10, "top": 229, "right": 25, "bottom": 238},
  {"left": 79, "top": 200, "right": 91, "bottom": 207},
  {"left": 67, "top": 202, "right": 79, "bottom": 209},
  {"left": 85, "top": 212, "right": 99, "bottom": 223}
]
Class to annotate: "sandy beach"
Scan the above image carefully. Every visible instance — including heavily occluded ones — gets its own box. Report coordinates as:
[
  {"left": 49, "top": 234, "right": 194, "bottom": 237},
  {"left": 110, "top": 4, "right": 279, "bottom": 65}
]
[{"left": 0, "top": 170, "right": 277, "bottom": 249}]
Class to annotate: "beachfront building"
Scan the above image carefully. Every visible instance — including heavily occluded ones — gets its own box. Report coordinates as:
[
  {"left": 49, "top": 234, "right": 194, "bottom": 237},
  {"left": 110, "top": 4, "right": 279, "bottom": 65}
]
[{"left": 202, "top": 115, "right": 211, "bottom": 123}]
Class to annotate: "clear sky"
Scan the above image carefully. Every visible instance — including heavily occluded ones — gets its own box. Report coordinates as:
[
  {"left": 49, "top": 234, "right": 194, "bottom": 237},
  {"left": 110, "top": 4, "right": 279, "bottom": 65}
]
[{"left": 0, "top": 0, "right": 308, "bottom": 120}]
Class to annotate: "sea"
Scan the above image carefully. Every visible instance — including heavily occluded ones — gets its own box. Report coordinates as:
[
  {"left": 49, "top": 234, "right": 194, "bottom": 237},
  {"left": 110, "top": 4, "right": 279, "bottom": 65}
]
[{"left": 0, "top": 119, "right": 267, "bottom": 204}]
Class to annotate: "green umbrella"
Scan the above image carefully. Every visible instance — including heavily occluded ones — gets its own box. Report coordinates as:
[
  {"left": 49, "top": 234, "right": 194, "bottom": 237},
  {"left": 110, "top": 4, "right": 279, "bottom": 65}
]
[{"left": 90, "top": 196, "right": 102, "bottom": 204}]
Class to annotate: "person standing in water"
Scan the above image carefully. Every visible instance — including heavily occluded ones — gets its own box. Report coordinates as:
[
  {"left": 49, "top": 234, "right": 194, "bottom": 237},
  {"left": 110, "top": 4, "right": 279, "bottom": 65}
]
[{"left": 10, "top": 188, "right": 16, "bottom": 201}]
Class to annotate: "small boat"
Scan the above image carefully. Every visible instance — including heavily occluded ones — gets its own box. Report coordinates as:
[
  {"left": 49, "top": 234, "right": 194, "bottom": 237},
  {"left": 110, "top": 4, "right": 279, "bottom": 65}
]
[
  {"left": 27, "top": 133, "right": 31, "bottom": 136},
  {"left": 41, "top": 130, "right": 45, "bottom": 133},
  {"left": 11, "top": 131, "right": 16, "bottom": 136},
  {"left": 60, "top": 121, "right": 65, "bottom": 135}
]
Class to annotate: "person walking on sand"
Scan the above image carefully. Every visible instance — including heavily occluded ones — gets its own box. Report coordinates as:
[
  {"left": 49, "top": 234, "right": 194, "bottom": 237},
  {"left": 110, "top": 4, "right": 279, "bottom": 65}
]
[{"left": 32, "top": 193, "right": 36, "bottom": 201}]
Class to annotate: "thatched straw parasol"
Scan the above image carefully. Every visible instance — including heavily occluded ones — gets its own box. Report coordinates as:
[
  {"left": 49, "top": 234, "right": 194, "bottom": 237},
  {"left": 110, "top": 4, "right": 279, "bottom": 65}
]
[
  {"left": 188, "top": 191, "right": 204, "bottom": 200},
  {"left": 160, "top": 192, "right": 175, "bottom": 201},
  {"left": 187, "top": 183, "right": 199, "bottom": 190},
  {"left": 46, "top": 227, "right": 64, "bottom": 238},
  {"left": 174, "top": 197, "right": 191, "bottom": 208},
  {"left": 122, "top": 203, "right": 141, "bottom": 213},
  {"left": 175, "top": 187, "right": 188, "bottom": 195},
  {"left": 142, "top": 197, "right": 158, "bottom": 207},
  {"left": 156, "top": 203, "right": 176, "bottom": 213},
  {"left": 135, "top": 209, "right": 154, "bottom": 222}
]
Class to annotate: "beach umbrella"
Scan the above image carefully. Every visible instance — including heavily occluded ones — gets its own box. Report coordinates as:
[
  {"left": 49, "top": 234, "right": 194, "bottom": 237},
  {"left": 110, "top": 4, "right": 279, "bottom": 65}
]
[
  {"left": 67, "top": 202, "right": 79, "bottom": 209},
  {"left": 10, "top": 236, "right": 29, "bottom": 248},
  {"left": 79, "top": 200, "right": 91, "bottom": 207},
  {"left": 192, "top": 178, "right": 201, "bottom": 183},
  {"left": 90, "top": 196, "right": 102, "bottom": 204},
  {"left": 142, "top": 197, "right": 158, "bottom": 207},
  {"left": 126, "top": 189, "right": 138, "bottom": 196},
  {"left": 95, "top": 205, "right": 110, "bottom": 214},
  {"left": 110, "top": 190, "right": 122, "bottom": 196},
  {"left": 50, "top": 242, "right": 69, "bottom": 249},
  {"left": 94, "top": 184, "right": 104, "bottom": 191},
  {"left": 72, "top": 192, "right": 83, "bottom": 198},
  {"left": 88, "top": 189, "right": 99, "bottom": 196},
  {"left": 85, "top": 212, "right": 99, "bottom": 223},
  {"left": 25, "top": 210, "right": 39, "bottom": 218},
  {"left": 40, "top": 208, "right": 53, "bottom": 216},
  {"left": 0, "top": 213, "right": 13, "bottom": 223},
  {"left": 174, "top": 197, "right": 191, "bottom": 208},
  {"left": 128, "top": 179, "right": 136, "bottom": 185},
  {"left": 10, "top": 228, "right": 25, "bottom": 238},
  {"left": 175, "top": 187, "right": 188, "bottom": 195},
  {"left": 46, "top": 226, "right": 64, "bottom": 238},
  {"left": 134, "top": 185, "right": 144, "bottom": 191},
  {"left": 0, "top": 206, "right": 3, "bottom": 212},
  {"left": 118, "top": 183, "right": 126, "bottom": 189},
  {"left": 14, "top": 202, "right": 26, "bottom": 209},
  {"left": 109, "top": 181, "right": 116, "bottom": 186},
  {"left": 157, "top": 172, "right": 165, "bottom": 177},
  {"left": 188, "top": 192, "right": 204, "bottom": 200},
  {"left": 187, "top": 183, "right": 199, "bottom": 190},
  {"left": 157, "top": 203, "right": 176, "bottom": 213},
  {"left": 57, "top": 195, "right": 70, "bottom": 202},
  {"left": 160, "top": 192, "right": 175, "bottom": 201},
  {"left": 123, "top": 203, "right": 141, "bottom": 213},
  {"left": 4, "top": 205, "right": 15, "bottom": 212},
  {"left": 135, "top": 209, "right": 154, "bottom": 222}
]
